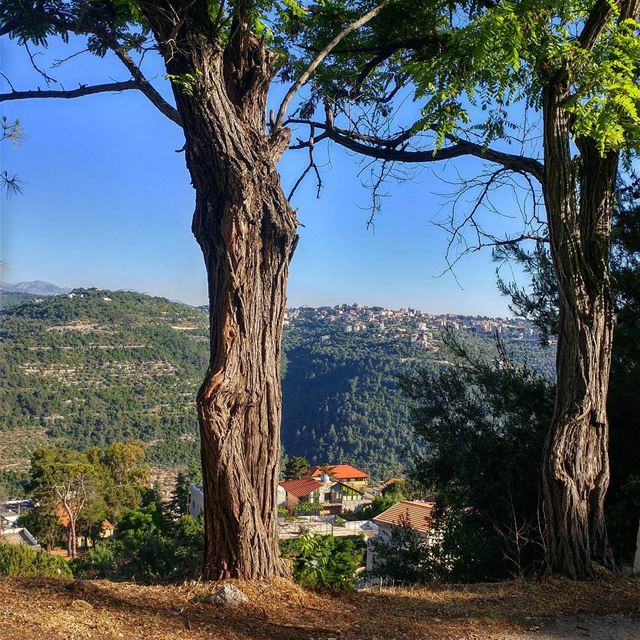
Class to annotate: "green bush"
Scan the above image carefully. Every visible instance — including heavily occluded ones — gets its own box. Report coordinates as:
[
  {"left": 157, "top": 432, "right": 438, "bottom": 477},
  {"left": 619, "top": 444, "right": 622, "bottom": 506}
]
[
  {"left": 0, "top": 542, "right": 72, "bottom": 578},
  {"left": 73, "top": 540, "right": 125, "bottom": 580},
  {"left": 74, "top": 508, "right": 204, "bottom": 582},
  {"left": 280, "top": 532, "right": 362, "bottom": 590}
]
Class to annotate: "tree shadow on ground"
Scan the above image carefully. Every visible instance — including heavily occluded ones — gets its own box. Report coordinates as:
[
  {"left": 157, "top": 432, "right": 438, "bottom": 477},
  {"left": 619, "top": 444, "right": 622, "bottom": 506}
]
[{"left": 5, "top": 575, "right": 640, "bottom": 640}]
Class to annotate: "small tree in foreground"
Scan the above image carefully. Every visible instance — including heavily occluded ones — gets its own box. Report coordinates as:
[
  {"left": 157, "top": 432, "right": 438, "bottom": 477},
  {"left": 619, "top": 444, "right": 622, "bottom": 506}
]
[{"left": 29, "top": 448, "right": 100, "bottom": 558}]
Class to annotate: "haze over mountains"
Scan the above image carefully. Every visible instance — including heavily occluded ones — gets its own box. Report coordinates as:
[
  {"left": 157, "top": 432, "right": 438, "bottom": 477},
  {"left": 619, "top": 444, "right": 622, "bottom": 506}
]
[
  {"left": 0, "top": 285, "right": 554, "bottom": 479},
  {"left": 0, "top": 280, "right": 71, "bottom": 296}
]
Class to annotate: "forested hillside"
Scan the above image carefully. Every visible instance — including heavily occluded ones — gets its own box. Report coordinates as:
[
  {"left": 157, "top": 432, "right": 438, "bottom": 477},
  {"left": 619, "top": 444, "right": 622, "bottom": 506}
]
[
  {"left": 0, "top": 291, "right": 554, "bottom": 479},
  {"left": 0, "top": 290, "right": 207, "bottom": 470},
  {"left": 282, "top": 326, "right": 429, "bottom": 478},
  {"left": 0, "top": 291, "right": 37, "bottom": 309},
  {"left": 281, "top": 307, "right": 553, "bottom": 477}
]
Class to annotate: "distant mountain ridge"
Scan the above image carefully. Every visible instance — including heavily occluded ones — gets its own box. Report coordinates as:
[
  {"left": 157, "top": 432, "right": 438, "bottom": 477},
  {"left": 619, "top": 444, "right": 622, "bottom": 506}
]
[{"left": 0, "top": 280, "right": 70, "bottom": 296}]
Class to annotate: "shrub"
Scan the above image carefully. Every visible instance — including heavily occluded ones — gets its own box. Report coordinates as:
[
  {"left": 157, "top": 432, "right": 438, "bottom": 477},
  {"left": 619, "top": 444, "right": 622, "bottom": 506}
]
[
  {"left": 0, "top": 542, "right": 72, "bottom": 578},
  {"left": 281, "top": 532, "right": 362, "bottom": 590},
  {"left": 296, "top": 501, "right": 320, "bottom": 516},
  {"left": 73, "top": 540, "right": 125, "bottom": 579},
  {"left": 74, "top": 510, "right": 204, "bottom": 582}
]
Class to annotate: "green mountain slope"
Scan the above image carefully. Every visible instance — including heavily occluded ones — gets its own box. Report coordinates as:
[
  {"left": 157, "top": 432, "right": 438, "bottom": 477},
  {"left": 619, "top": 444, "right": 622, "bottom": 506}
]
[
  {"left": 0, "top": 291, "right": 37, "bottom": 309},
  {"left": 0, "top": 291, "right": 553, "bottom": 478},
  {"left": 0, "top": 290, "right": 208, "bottom": 468},
  {"left": 282, "top": 324, "right": 434, "bottom": 478}
]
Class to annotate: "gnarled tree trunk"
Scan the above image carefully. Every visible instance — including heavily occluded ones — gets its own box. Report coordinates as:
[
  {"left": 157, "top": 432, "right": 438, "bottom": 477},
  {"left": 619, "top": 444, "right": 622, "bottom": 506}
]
[
  {"left": 541, "top": 81, "right": 617, "bottom": 578},
  {"left": 141, "top": 2, "right": 296, "bottom": 579}
]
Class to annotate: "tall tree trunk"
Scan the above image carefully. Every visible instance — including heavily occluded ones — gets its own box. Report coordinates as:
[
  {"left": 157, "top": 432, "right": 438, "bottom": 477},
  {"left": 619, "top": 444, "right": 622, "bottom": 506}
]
[
  {"left": 141, "top": 3, "right": 296, "bottom": 579},
  {"left": 541, "top": 81, "right": 617, "bottom": 578}
]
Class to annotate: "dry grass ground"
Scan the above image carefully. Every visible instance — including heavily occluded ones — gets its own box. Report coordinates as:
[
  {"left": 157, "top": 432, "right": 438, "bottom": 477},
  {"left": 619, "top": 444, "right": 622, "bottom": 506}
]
[{"left": 0, "top": 573, "right": 638, "bottom": 640}]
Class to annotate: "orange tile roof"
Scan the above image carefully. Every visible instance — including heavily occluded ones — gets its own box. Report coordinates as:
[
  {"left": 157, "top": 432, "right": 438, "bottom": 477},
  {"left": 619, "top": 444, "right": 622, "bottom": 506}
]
[
  {"left": 308, "top": 464, "right": 369, "bottom": 480},
  {"left": 373, "top": 500, "right": 436, "bottom": 533},
  {"left": 54, "top": 502, "right": 70, "bottom": 527},
  {"left": 279, "top": 477, "right": 324, "bottom": 498}
]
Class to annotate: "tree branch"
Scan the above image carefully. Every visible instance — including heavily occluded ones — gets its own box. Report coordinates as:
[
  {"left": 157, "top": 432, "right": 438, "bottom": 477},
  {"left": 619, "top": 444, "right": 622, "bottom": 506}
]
[
  {"left": 0, "top": 81, "right": 139, "bottom": 103},
  {"left": 578, "top": 0, "right": 615, "bottom": 49},
  {"left": 294, "top": 35, "right": 445, "bottom": 57},
  {"left": 273, "top": 0, "right": 392, "bottom": 131},
  {"left": 293, "top": 116, "right": 544, "bottom": 183},
  {"left": 1, "top": 10, "right": 181, "bottom": 126},
  {"left": 288, "top": 124, "right": 322, "bottom": 201},
  {"left": 109, "top": 42, "right": 182, "bottom": 126},
  {"left": 577, "top": 0, "right": 638, "bottom": 50}
]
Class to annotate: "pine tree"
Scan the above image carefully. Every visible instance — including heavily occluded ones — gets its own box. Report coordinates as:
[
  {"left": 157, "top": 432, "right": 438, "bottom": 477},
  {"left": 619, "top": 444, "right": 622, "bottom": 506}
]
[{"left": 169, "top": 472, "right": 191, "bottom": 519}]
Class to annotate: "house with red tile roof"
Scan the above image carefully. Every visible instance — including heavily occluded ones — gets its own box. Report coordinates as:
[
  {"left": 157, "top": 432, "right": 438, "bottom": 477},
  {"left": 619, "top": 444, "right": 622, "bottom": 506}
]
[
  {"left": 279, "top": 477, "right": 324, "bottom": 514},
  {"left": 279, "top": 475, "right": 372, "bottom": 515},
  {"left": 307, "top": 464, "right": 370, "bottom": 491},
  {"left": 366, "top": 498, "right": 438, "bottom": 571}
]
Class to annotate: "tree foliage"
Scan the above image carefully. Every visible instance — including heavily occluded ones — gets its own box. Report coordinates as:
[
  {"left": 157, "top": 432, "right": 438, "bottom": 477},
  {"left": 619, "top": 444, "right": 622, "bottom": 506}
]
[
  {"left": 280, "top": 531, "right": 363, "bottom": 590},
  {"left": 283, "top": 456, "right": 309, "bottom": 480},
  {"left": 400, "top": 336, "right": 554, "bottom": 579},
  {"left": 169, "top": 471, "right": 192, "bottom": 519},
  {"left": 25, "top": 441, "right": 150, "bottom": 555}
]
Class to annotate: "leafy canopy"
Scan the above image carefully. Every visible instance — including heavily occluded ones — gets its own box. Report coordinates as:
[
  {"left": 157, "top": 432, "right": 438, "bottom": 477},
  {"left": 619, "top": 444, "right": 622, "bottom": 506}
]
[
  {"left": 286, "top": 0, "right": 640, "bottom": 156},
  {"left": 5, "top": 1, "right": 638, "bottom": 167}
]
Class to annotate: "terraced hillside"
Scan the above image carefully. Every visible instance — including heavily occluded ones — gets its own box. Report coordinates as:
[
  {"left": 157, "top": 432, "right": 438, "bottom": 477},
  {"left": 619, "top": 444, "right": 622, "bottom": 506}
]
[{"left": 0, "top": 290, "right": 208, "bottom": 469}]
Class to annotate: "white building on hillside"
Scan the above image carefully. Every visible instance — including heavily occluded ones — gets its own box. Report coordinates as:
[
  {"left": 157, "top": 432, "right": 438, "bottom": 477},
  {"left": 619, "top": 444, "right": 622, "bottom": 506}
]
[{"left": 188, "top": 484, "right": 204, "bottom": 518}]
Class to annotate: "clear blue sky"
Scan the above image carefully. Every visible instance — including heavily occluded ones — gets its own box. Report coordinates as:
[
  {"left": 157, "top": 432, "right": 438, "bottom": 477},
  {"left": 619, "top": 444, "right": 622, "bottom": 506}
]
[{"left": 0, "top": 36, "right": 536, "bottom": 316}]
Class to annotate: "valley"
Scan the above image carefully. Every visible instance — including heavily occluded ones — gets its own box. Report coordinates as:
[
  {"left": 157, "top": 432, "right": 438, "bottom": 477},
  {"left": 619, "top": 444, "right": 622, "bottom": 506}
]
[{"left": 0, "top": 289, "right": 554, "bottom": 480}]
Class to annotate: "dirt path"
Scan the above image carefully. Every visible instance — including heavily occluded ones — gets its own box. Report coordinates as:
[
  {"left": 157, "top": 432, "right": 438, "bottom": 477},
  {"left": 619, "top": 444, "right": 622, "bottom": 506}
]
[
  {"left": 0, "top": 576, "right": 638, "bottom": 640},
  {"left": 494, "top": 614, "right": 640, "bottom": 639}
]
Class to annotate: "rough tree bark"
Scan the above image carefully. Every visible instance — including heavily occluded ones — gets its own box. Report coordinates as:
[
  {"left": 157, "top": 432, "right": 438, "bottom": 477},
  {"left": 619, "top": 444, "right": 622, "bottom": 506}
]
[
  {"left": 541, "top": 79, "right": 617, "bottom": 578},
  {"left": 140, "top": 2, "right": 296, "bottom": 579}
]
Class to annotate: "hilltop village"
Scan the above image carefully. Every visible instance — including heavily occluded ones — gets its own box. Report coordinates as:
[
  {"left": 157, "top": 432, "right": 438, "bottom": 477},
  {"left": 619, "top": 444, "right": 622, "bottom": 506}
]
[{"left": 285, "top": 303, "right": 546, "bottom": 352}]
